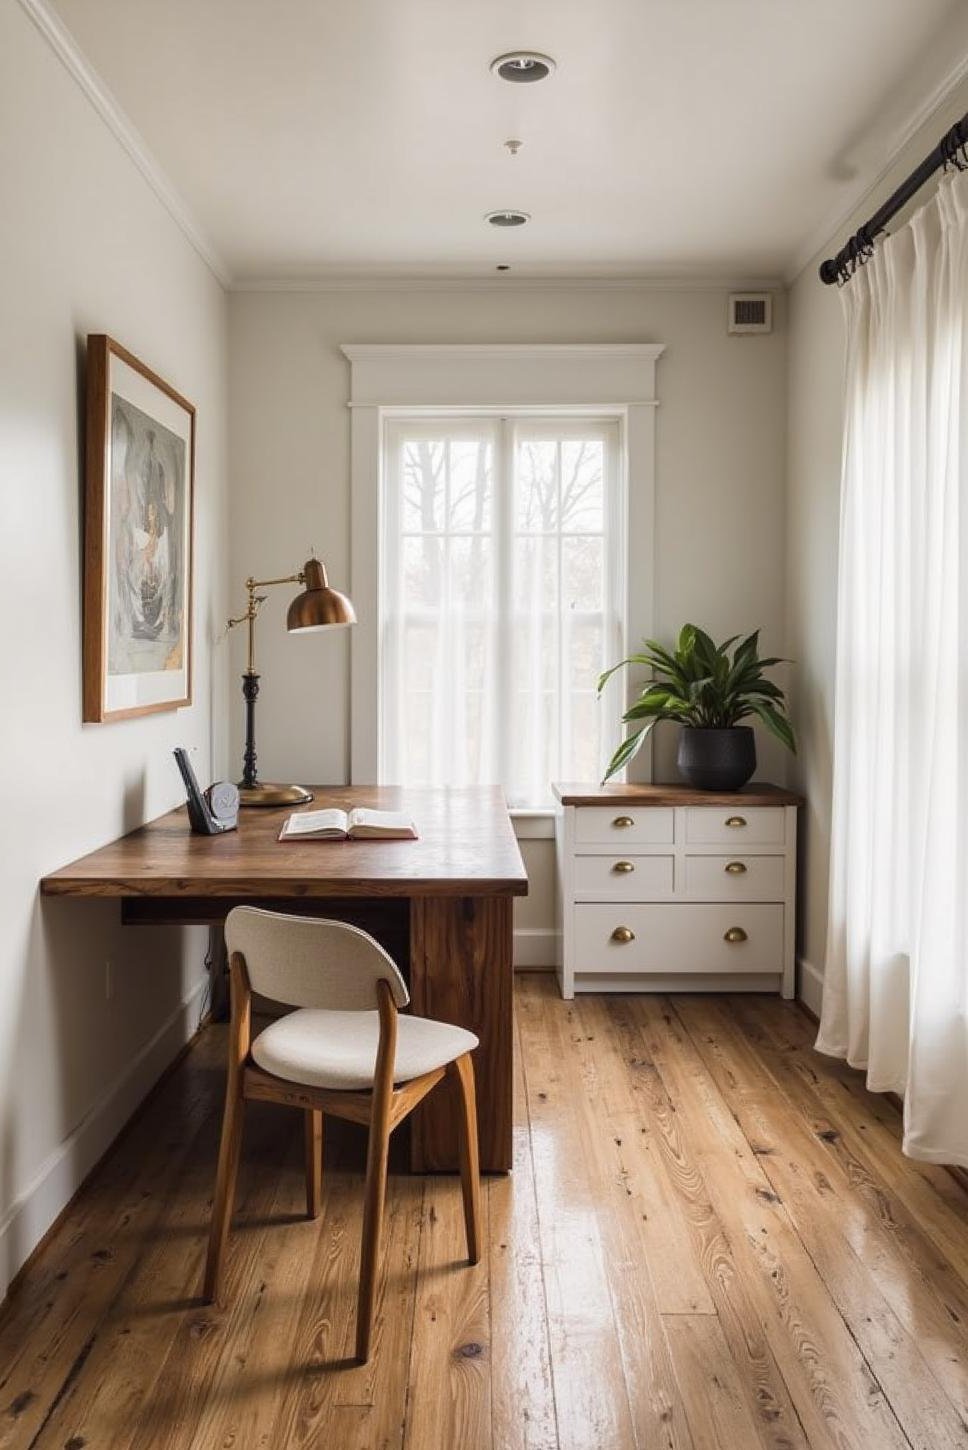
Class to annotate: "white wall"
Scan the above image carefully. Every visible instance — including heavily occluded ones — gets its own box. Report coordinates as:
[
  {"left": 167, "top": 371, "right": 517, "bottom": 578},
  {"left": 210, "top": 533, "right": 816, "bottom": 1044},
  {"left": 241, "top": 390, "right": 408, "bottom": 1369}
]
[
  {"left": 228, "top": 285, "right": 790, "bottom": 952},
  {"left": 785, "top": 78, "right": 968, "bottom": 1014},
  {"left": 0, "top": 3, "right": 228, "bottom": 1295}
]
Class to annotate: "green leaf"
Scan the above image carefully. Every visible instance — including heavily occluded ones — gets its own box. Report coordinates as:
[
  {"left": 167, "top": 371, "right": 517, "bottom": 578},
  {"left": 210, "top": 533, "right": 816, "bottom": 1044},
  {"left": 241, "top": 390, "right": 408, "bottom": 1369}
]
[
  {"left": 732, "top": 630, "right": 761, "bottom": 666},
  {"left": 600, "top": 724, "right": 655, "bottom": 782},
  {"left": 677, "top": 624, "right": 697, "bottom": 660},
  {"left": 596, "top": 653, "right": 654, "bottom": 694},
  {"left": 747, "top": 700, "right": 797, "bottom": 754},
  {"left": 623, "top": 686, "right": 680, "bottom": 712},
  {"left": 690, "top": 626, "right": 721, "bottom": 672},
  {"left": 641, "top": 639, "right": 681, "bottom": 673},
  {"left": 624, "top": 697, "right": 688, "bottom": 722},
  {"left": 743, "top": 679, "right": 784, "bottom": 701}
]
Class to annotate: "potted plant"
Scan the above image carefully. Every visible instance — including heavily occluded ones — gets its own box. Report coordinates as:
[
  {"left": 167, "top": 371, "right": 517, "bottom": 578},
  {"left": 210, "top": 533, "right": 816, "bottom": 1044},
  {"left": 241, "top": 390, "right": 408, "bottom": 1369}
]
[{"left": 598, "top": 624, "right": 796, "bottom": 790}]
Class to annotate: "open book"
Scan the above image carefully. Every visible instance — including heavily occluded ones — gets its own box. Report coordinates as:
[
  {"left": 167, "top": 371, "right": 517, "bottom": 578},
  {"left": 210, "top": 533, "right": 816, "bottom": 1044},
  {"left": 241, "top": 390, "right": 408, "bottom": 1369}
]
[{"left": 278, "top": 807, "right": 417, "bottom": 842}]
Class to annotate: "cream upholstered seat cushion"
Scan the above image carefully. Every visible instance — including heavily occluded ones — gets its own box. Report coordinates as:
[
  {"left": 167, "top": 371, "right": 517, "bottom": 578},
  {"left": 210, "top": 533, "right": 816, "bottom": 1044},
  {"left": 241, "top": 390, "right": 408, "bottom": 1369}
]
[{"left": 250, "top": 1008, "right": 479, "bottom": 1092}]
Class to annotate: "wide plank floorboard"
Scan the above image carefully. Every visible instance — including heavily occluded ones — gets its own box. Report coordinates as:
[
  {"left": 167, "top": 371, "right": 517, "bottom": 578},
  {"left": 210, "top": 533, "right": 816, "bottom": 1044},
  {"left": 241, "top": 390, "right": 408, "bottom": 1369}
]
[{"left": 3, "top": 976, "right": 968, "bottom": 1450}]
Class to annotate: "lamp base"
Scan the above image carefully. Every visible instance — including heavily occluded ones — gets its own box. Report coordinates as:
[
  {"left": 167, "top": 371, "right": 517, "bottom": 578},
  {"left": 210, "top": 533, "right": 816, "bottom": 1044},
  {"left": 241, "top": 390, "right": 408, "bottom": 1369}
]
[{"left": 237, "top": 781, "right": 314, "bottom": 808}]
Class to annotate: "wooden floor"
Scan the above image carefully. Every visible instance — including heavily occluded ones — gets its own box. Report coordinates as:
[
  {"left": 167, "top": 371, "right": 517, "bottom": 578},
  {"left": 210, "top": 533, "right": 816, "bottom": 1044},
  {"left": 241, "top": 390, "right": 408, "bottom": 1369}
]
[{"left": 3, "top": 976, "right": 968, "bottom": 1450}]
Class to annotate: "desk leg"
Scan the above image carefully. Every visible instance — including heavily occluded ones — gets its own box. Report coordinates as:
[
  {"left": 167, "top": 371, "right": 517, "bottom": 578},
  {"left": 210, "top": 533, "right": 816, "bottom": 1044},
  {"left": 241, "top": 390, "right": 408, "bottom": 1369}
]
[
  {"left": 409, "top": 895, "right": 513, "bottom": 1173},
  {"left": 209, "top": 926, "right": 230, "bottom": 1023}
]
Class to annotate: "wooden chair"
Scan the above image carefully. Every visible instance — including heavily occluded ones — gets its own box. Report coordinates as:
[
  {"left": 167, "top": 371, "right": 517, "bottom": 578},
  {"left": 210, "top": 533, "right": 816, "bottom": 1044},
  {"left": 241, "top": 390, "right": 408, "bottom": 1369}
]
[{"left": 202, "top": 905, "right": 482, "bottom": 1362}]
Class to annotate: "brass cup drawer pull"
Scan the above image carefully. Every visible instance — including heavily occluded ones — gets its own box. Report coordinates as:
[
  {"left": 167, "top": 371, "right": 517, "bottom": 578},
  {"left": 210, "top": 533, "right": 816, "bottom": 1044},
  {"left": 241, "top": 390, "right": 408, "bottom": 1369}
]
[
  {"left": 612, "top": 860, "right": 635, "bottom": 874},
  {"left": 613, "top": 815, "right": 635, "bottom": 829},
  {"left": 724, "top": 861, "right": 748, "bottom": 875},
  {"left": 611, "top": 926, "right": 636, "bottom": 944},
  {"left": 725, "top": 816, "right": 747, "bottom": 828},
  {"left": 724, "top": 927, "right": 748, "bottom": 943}
]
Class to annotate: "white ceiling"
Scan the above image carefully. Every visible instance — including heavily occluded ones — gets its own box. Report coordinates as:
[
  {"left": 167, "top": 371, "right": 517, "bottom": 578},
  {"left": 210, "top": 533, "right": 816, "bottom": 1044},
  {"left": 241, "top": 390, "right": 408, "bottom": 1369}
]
[{"left": 47, "top": 0, "right": 968, "bottom": 284}]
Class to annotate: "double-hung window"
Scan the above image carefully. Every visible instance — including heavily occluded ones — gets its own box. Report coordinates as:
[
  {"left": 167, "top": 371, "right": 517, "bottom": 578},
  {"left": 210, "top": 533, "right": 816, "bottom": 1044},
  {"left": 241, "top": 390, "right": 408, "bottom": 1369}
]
[{"left": 379, "top": 413, "right": 625, "bottom": 808}]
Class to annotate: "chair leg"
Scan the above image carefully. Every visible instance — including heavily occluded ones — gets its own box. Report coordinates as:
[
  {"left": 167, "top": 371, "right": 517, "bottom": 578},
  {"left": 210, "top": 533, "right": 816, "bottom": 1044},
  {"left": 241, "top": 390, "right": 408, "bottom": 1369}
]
[
  {"left": 451, "top": 1053, "right": 482, "bottom": 1265},
  {"left": 304, "top": 1109, "right": 323, "bottom": 1219},
  {"left": 202, "top": 1088, "right": 246, "bottom": 1304},
  {"left": 355, "top": 1112, "right": 391, "bottom": 1362}
]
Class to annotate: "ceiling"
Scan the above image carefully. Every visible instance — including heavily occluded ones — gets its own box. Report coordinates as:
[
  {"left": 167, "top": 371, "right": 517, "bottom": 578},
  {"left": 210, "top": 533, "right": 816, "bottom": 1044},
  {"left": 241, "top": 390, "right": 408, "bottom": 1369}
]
[{"left": 48, "top": 0, "right": 968, "bottom": 284}]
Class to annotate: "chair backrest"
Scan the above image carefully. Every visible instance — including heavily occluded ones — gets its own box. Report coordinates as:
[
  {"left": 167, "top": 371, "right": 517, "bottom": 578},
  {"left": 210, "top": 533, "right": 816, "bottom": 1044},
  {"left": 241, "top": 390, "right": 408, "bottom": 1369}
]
[{"left": 224, "top": 906, "right": 409, "bottom": 1012}]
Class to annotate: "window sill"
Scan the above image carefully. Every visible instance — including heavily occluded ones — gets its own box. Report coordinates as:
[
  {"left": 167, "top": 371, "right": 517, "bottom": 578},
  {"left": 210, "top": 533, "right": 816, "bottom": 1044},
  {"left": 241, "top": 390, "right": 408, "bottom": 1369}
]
[{"left": 510, "top": 810, "right": 556, "bottom": 841}]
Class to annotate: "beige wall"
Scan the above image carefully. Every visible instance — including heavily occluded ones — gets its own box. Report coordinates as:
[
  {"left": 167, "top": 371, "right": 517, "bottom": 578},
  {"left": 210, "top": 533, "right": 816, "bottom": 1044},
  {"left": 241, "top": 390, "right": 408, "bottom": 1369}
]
[
  {"left": 0, "top": 3, "right": 228, "bottom": 1293},
  {"left": 228, "top": 285, "right": 790, "bottom": 953},
  {"left": 785, "top": 78, "right": 968, "bottom": 1010}
]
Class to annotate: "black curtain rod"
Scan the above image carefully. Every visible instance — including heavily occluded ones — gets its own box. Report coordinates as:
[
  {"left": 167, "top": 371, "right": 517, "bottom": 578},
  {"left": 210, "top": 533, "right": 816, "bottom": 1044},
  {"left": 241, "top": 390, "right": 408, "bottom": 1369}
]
[{"left": 819, "top": 113, "right": 968, "bottom": 285}]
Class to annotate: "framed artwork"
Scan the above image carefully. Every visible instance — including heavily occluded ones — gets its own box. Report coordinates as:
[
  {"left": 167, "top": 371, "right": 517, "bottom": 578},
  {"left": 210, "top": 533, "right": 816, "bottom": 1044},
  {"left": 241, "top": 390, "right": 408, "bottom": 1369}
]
[{"left": 83, "top": 335, "right": 195, "bottom": 722}]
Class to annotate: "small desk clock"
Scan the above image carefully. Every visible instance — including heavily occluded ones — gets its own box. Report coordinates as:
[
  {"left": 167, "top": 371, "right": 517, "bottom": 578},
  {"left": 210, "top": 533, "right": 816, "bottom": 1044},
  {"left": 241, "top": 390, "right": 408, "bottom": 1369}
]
[{"left": 173, "top": 748, "right": 239, "bottom": 834}]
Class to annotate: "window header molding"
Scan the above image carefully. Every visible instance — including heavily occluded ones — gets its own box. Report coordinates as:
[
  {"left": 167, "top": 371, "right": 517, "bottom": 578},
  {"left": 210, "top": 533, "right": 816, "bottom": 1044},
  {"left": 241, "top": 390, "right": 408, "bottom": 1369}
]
[
  {"left": 340, "top": 343, "right": 666, "bottom": 360},
  {"left": 340, "top": 342, "right": 666, "bottom": 411}
]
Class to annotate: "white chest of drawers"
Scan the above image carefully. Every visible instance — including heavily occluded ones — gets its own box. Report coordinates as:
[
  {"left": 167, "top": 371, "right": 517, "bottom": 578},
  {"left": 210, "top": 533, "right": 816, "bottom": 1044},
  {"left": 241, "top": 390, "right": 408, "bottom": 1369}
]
[{"left": 553, "top": 783, "right": 801, "bottom": 1000}]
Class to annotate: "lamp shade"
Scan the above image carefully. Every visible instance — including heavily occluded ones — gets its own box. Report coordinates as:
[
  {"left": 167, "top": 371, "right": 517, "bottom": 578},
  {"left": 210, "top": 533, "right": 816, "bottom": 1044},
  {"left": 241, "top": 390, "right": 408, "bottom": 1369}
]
[{"left": 286, "top": 558, "right": 356, "bottom": 632}]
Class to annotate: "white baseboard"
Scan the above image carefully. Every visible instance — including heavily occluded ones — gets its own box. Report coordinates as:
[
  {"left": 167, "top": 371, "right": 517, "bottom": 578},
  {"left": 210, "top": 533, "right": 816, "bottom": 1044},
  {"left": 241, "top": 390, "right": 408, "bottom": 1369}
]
[
  {"left": 0, "top": 975, "right": 209, "bottom": 1301},
  {"left": 514, "top": 927, "right": 559, "bottom": 969},
  {"left": 798, "top": 956, "right": 824, "bottom": 1018}
]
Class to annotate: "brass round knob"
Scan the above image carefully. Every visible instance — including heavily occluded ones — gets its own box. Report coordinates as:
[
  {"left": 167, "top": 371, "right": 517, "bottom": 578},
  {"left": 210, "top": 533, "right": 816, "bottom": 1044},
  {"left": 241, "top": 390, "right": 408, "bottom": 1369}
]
[
  {"left": 611, "top": 926, "right": 636, "bottom": 943},
  {"left": 725, "top": 816, "right": 747, "bottom": 828},
  {"left": 613, "top": 815, "right": 635, "bottom": 829},
  {"left": 612, "top": 860, "right": 635, "bottom": 874},
  {"left": 723, "top": 927, "right": 748, "bottom": 943},
  {"left": 724, "top": 861, "right": 747, "bottom": 875}
]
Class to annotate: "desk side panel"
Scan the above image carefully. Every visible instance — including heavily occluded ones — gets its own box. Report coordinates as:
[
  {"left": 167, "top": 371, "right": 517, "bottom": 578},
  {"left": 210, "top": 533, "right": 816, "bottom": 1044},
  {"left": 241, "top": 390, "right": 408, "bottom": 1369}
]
[{"left": 409, "top": 895, "right": 513, "bottom": 1174}]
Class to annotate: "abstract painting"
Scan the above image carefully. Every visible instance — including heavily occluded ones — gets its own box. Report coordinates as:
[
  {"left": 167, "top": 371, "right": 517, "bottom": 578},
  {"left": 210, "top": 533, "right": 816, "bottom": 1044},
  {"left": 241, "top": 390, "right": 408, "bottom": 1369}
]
[{"left": 83, "top": 336, "right": 195, "bottom": 721}]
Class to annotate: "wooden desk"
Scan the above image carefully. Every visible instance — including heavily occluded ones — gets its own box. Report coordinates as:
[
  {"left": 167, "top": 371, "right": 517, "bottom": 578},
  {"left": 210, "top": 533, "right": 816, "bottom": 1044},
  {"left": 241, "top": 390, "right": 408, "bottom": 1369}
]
[{"left": 41, "top": 786, "right": 528, "bottom": 1173}]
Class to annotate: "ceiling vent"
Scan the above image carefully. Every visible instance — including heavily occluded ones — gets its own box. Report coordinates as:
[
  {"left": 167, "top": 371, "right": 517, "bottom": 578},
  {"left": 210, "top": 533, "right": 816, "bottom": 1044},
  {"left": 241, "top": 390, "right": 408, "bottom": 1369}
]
[{"left": 728, "top": 293, "right": 773, "bottom": 334}]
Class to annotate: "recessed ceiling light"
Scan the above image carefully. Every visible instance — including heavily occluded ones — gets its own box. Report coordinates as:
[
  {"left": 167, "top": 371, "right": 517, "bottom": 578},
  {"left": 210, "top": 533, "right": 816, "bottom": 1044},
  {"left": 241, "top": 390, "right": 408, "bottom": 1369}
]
[
  {"left": 485, "top": 209, "right": 531, "bottom": 227},
  {"left": 490, "top": 51, "right": 556, "bottom": 84}
]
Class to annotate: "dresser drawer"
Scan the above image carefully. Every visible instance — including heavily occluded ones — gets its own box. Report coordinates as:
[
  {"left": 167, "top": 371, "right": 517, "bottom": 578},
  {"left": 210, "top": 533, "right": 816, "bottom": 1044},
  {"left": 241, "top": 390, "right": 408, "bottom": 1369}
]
[
  {"left": 572, "top": 903, "right": 784, "bottom": 975},
  {"left": 683, "top": 854, "right": 786, "bottom": 901},
  {"left": 684, "top": 807, "right": 786, "bottom": 846},
  {"left": 574, "top": 806, "right": 674, "bottom": 846},
  {"left": 574, "top": 854, "right": 674, "bottom": 900}
]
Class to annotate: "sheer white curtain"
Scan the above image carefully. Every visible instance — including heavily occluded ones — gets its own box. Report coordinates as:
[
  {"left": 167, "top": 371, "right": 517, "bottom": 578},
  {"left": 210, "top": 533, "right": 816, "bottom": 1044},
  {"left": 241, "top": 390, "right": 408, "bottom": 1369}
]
[
  {"left": 817, "top": 171, "right": 968, "bottom": 1166},
  {"left": 379, "top": 416, "right": 622, "bottom": 809}
]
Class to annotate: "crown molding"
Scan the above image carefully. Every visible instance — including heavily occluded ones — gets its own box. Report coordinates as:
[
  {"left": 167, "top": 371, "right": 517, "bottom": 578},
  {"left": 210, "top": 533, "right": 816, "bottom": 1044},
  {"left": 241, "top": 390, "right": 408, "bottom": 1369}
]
[
  {"left": 18, "top": 0, "right": 231, "bottom": 288},
  {"left": 231, "top": 273, "right": 783, "bottom": 295},
  {"left": 784, "top": 43, "right": 968, "bottom": 285}
]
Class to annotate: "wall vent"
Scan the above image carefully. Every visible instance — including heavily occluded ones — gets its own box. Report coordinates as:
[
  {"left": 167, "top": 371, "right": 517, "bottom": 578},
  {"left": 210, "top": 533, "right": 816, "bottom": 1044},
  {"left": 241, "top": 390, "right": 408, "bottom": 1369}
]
[{"left": 728, "top": 293, "right": 772, "bottom": 334}]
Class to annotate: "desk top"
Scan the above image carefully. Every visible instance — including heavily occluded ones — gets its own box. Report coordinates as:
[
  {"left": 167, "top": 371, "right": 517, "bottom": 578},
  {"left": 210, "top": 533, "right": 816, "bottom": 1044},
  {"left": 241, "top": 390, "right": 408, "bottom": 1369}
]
[{"left": 41, "top": 786, "right": 529, "bottom": 900}]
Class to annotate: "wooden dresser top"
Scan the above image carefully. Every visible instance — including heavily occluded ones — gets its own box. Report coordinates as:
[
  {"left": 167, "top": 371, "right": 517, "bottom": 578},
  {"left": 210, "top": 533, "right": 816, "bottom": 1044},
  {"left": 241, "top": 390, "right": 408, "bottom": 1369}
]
[{"left": 552, "top": 782, "right": 804, "bottom": 808}]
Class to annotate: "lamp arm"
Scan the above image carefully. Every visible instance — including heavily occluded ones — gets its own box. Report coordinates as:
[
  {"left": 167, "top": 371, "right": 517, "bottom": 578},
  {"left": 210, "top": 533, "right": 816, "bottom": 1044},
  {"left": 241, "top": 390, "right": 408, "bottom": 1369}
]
[
  {"left": 225, "top": 571, "right": 305, "bottom": 672},
  {"left": 246, "top": 570, "right": 305, "bottom": 590}
]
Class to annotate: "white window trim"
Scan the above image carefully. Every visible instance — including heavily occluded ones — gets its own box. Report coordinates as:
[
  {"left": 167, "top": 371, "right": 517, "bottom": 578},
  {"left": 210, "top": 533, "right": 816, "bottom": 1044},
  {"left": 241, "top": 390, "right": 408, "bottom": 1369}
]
[{"left": 341, "top": 343, "right": 665, "bottom": 787}]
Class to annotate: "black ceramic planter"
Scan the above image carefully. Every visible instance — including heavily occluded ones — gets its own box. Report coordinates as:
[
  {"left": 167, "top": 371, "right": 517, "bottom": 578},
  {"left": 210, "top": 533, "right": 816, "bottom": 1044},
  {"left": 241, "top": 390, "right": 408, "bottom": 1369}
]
[{"left": 677, "top": 726, "right": 756, "bottom": 791}]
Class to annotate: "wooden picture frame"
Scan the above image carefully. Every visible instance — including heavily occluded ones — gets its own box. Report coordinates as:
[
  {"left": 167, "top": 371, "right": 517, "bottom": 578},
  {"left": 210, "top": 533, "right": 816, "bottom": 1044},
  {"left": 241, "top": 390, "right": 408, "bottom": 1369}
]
[{"left": 83, "top": 335, "right": 195, "bottom": 722}]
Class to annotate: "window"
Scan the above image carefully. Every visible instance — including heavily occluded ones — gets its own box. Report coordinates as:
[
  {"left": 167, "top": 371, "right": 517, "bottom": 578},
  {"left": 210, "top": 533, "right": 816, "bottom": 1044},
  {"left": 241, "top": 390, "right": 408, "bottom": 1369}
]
[{"left": 379, "top": 414, "right": 625, "bottom": 809}]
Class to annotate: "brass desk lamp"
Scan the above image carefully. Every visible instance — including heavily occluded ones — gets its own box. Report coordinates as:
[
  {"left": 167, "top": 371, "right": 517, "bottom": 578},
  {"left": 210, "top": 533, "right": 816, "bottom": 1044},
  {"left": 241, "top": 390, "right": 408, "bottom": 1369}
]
[{"left": 227, "top": 556, "right": 356, "bottom": 807}]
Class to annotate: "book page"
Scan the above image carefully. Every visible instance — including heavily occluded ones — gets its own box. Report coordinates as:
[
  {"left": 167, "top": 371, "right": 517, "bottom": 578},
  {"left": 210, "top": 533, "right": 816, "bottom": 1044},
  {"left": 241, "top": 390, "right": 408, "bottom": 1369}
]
[
  {"left": 347, "top": 808, "right": 417, "bottom": 839},
  {"left": 280, "top": 808, "right": 348, "bottom": 838}
]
